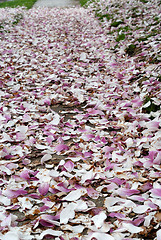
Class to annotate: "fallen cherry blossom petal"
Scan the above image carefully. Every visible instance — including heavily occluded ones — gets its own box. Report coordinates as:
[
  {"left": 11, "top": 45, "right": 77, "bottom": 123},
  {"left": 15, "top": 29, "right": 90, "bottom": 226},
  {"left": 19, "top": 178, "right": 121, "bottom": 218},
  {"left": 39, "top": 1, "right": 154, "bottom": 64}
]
[
  {"left": 41, "top": 154, "right": 52, "bottom": 164},
  {"left": 151, "top": 189, "right": 161, "bottom": 198},
  {"left": 92, "top": 211, "right": 107, "bottom": 229},
  {"left": 87, "top": 232, "right": 115, "bottom": 240},
  {"left": 64, "top": 160, "right": 74, "bottom": 172},
  {"left": 62, "top": 188, "right": 87, "bottom": 201},
  {"left": 38, "top": 229, "right": 63, "bottom": 239},
  {"left": 60, "top": 203, "right": 76, "bottom": 224},
  {"left": 157, "top": 229, "right": 161, "bottom": 240},
  {"left": 38, "top": 182, "right": 49, "bottom": 196},
  {"left": 121, "top": 222, "right": 144, "bottom": 233}
]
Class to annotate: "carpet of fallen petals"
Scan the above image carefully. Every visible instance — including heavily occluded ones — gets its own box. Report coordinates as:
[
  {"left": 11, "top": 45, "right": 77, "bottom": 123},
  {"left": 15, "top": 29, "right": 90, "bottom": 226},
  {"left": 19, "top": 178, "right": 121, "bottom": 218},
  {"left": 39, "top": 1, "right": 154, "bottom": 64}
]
[{"left": 0, "top": 0, "right": 161, "bottom": 239}]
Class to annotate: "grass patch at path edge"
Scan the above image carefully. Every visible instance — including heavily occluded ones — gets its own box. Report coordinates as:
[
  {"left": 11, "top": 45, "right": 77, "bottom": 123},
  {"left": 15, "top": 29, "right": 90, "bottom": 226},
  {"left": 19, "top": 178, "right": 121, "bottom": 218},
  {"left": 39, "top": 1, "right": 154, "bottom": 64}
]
[
  {"left": 79, "top": 0, "right": 90, "bottom": 6},
  {"left": 0, "top": 0, "right": 37, "bottom": 9}
]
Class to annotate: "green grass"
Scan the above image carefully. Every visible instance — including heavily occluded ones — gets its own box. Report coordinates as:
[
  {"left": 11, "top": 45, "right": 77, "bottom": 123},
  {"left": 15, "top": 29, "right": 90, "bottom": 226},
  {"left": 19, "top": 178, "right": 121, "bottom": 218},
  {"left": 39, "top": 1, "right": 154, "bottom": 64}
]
[
  {"left": 79, "top": 0, "right": 90, "bottom": 6},
  {"left": 0, "top": 0, "right": 37, "bottom": 9},
  {"left": 116, "top": 33, "right": 125, "bottom": 42},
  {"left": 111, "top": 20, "right": 124, "bottom": 27},
  {"left": 142, "top": 96, "right": 160, "bottom": 114}
]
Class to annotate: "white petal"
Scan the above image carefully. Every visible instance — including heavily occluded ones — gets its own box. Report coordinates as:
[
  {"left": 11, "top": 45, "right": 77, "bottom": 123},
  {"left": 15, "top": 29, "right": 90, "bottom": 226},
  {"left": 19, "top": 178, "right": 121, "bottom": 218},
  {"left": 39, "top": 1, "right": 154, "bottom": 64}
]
[
  {"left": 89, "top": 232, "right": 115, "bottom": 240},
  {"left": 60, "top": 203, "right": 76, "bottom": 224},
  {"left": 1, "top": 232, "right": 19, "bottom": 240},
  {"left": 104, "top": 197, "right": 120, "bottom": 208},
  {"left": 157, "top": 229, "right": 161, "bottom": 240},
  {"left": 62, "top": 189, "right": 87, "bottom": 201},
  {"left": 75, "top": 200, "right": 88, "bottom": 211},
  {"left": 143, "top": 101, "right": 151, "bottom": 108},
  {"left": 133, "top": 205, "right": 149, "bottom": 214},
  {"left": 41, "top": 154, "right": 52, "bottom": 164},
  {"left": 38, "top": 229, "right": 63, "bottom": 239},
  {"left": 92, "top": 212, "right": 107, "bottom": 229},
  {"left": 0, "top": 196, "right": 11, "bottom": 206},
  {"left": 122, "top": 222, "right": 143, "bottom": 233},
  {"left": 72, "top": 225, "right": 84, "bottom": 233},
  {"left": 50, "top": 113, "right": 60, "bottom": 125},
  {"left": 15, "top": 125, "right": 28, "bottom": 133},
  {"left": 80, "top": 52, "right": 87, "bottom": 61}
]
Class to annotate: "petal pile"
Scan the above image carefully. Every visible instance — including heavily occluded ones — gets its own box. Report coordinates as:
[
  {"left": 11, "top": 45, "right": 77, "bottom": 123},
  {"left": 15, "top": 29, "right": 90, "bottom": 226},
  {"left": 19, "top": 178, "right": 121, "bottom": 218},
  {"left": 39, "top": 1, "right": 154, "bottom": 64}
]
[{"left": 0, "top": 0, "right": 161, "bottom": 239}]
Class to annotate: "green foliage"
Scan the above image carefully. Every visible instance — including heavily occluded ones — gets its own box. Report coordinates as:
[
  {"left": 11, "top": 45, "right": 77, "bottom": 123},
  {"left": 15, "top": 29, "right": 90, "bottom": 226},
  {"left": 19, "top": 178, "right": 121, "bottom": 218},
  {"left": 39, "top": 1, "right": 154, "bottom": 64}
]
[
  {"left": 118, "top": 25, "right": 131, "bottom": 32},
  {"left": 12, "top": 13, "right": 23, "bottom": 25},
  {"left": 95, "top": 12, "right": 111, "bottom": 21},
  {"left": 143, "top": 96, "right": 160, "bottom": 114},
  {"left": 116, "top": 33, "right": 125, "bottom": 42},
  {"left": 0, "top": 0, "right": 37, "bottom": 9},
  {"left": 137, "top": 28, "right": 160, "bottom": 42},
  {"left": 111, "top": 20, "right": 124, "bottom": 27},
  {"left": 140, "top": 0, "right": 148, "bottom": 3},
  {"left": 125, "top": 44, "right": 137, "bottom": 56},
  {"left": 79, "top": 0, "right": 90, "bottom": 6},
  {"left": 158, "top": 76, "right": 161, "bottom": 82}
]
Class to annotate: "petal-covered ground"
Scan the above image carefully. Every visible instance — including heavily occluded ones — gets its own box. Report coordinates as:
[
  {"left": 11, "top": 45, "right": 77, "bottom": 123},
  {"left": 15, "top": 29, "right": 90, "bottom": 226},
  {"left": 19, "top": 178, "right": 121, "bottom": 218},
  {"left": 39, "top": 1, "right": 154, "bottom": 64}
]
[{"left": 0, "top": 0, "right": 161, "bottom": 239}]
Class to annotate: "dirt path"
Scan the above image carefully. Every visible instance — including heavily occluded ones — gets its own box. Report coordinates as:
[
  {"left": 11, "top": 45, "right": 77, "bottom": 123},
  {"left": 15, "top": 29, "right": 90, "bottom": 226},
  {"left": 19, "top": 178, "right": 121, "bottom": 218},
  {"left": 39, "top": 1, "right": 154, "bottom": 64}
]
[
  {"left": 33, "top": 0, "right": 80, "bottom": 7},
  {"left": 0, "top": 0, "right": 161, "bottom": 239}
]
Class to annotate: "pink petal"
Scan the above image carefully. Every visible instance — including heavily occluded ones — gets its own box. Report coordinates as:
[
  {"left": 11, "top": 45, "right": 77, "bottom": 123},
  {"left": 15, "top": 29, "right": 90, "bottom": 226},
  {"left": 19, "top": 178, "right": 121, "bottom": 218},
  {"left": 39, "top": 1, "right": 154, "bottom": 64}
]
[
  {"left": 3, "top": 189, "right": 27, "bottom": 199},
  {"left": 55, "top": 182, "right": 73, "bottom": 192},
  {"left": 16, "top": 132, "right": 26, "bottom": 141},
  {"left": 153, "top": 152, "right": 161, "bottom": 165},
  {"left": 115, "top": 188, "right": 140, "bottom": 197},
  {"left": 1, "top": 214, "right": 12, "bottom": 227},
  {"left": 38, "top": 183, "right": 49, "bottom": 196},
  {"left": 151, "top": 188, "right": 161, "bottom": 198},
  {"left": 87, "top": 187, "right": 99, "bottom": 199},
  {"left": 87, "top": 108, "right": 104, "bottom": 116},
  {"left": 20, "top": 170, "right": 31, "bottom": 180},
  {"left": 22, "top": 113, "right": 31, "bottom": 122},
  {"left": 55, "top": 144, "right": 69, "bottom": 153},
  {"left": 109, "top": 212, "right": 126, "bottom": 220},
  {"left": 64, "top": 161, "right": 74, "bottom": 172}
]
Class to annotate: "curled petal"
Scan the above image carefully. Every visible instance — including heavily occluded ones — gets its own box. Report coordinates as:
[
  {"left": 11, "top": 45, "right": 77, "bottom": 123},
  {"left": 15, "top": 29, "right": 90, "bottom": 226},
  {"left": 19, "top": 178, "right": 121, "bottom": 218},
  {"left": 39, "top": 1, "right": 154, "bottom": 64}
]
[
  {"left": 55, "top": 144, "right": 69, "bottom": 153},
  {"left": 92, "top": 212, "right": 107, "bottom": 229},
  {"left": 3, "top": 189, "right": 27, "bottom": 199},
  {"left": 1, "top": 231, "right": 19, "bottom": 240},
  {"left": 64, "top": 160, "right": 74, "bottom": 172},
  {"left": 151, "top": 189, "right": 161, "bottom": 198},
  {"left": 38, "top": 229, "right": 63, "bottom": 239},
  {"left": 41, "top": 154, "right": 52, "bottom": 164},
  {"left": 115, "top": 188, "right": 140, "bottom": 197},
  {"left": 60, "top": 203, "right": 76, "bottom": 224},
  {"left": 38, "top": 183, "right": 49, "bottom": 196},
  {"left": 62, "top": 189, "right": 87, "bottom": 201}
]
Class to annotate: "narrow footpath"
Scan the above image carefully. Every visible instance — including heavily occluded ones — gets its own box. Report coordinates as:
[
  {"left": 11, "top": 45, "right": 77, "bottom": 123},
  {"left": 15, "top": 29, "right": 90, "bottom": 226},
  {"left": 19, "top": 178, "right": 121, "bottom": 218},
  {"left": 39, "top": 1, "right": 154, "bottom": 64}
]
[
  {"left": 34, "top": 0, "right": 80, "bottom": 8},
  {"left": 0, "top": 0, "right": 161, "bottom": 239}
]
